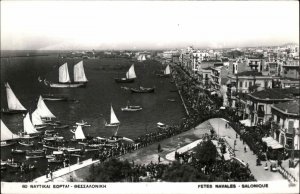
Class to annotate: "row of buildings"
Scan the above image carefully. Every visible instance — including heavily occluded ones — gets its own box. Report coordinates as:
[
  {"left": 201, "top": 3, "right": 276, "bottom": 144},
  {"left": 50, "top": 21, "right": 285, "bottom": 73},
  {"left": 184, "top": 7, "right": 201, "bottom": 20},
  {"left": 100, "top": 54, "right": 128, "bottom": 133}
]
[{"left": 161, "top": 45, "right": 299, "bottom": 157}]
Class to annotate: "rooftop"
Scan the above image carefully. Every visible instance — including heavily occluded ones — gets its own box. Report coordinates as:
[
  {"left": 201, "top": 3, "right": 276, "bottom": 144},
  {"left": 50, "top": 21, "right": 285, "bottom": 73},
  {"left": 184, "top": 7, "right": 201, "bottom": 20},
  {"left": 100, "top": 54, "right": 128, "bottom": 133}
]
[
  {"left": 236, "top": 71, "right": 263, "bottom": 76},
  {"left": 273, "top": 100, "right": 300, "bottom": 115},
  {"left": 249, "top": 88, "right": 299, "bottom": 100}
]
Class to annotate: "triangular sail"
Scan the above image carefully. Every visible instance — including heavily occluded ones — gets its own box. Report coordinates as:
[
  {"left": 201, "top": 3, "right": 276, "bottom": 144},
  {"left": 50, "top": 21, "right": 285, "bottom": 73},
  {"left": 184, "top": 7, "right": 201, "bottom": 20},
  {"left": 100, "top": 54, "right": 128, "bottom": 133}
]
[
  {"left": 59, "top": 63, "right": 71, "bottom": 83},
  {"left": 126, "top": 64, "right": 136, "bottom": 79},
  {"left": 1, "top": 120, "right": 20, "bottom": 141},
  {"left": 164, "top": 65, "right": 171, "bottom": 75},
  {"left": 74, "top": 125, "right": 86, "bottom": 140},
  {"left": 74, "top": 61, "right": 88, "bottom": 82},
  {"left": 32, "top": 110, "right": 44, "bottom": 126},
  {"left": 23, "top": 113, "right": 39, "bottom": 134},
  {"left": 36, "top": 96, "right": 56, "bottom": 118},
  {"left": 5, "top": 82, "right": 26, "bottom": 111},
  {"left": 110, "top": 105, "right": 120, "bottom": 124}
]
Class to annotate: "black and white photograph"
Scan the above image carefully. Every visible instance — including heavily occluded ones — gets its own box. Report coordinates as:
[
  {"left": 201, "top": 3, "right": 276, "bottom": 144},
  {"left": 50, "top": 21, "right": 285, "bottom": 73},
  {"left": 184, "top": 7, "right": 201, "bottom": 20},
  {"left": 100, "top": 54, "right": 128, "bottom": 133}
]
[{"left": 0, "top": 1, "right": 299, "bottom": 194}]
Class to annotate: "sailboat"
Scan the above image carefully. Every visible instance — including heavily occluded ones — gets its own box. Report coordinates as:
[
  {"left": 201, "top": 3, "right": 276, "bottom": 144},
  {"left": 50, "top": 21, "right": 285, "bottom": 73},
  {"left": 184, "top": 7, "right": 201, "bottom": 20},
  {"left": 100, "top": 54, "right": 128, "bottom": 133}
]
[
  {"left": 34, "top": 96, "right": 56, "bottom": 122},
  {"left": 1, "top": 120, "right": 20, "bottom": 147},
  {"left": 105, "top": 105, "right": 120, "bottom": 127},
  {"left": 47, "top": 61, "right": 88, "bottom": 88},
  {"left": 19, "top": 113, "right": 41, "bottom": 144},
  {"left": 115, "top": 64, "right": 136, "bottom": 83},
  {"left": 70, "top": 125, "right": 86, "bottom": 141},
  {"left": 157, "top": 65, "right": 171, "bottom": 77},
  {"left": 31, "top": 110, "right": 48, "bottom": 129},
  {"left": 1, "top": 82, "right": 27, "bottom": 114}
]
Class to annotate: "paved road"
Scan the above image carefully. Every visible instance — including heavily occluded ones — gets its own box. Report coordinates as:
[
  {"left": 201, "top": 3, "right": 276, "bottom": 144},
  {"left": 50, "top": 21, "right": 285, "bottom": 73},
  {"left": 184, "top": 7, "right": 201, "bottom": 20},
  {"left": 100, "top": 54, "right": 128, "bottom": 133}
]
[{"left": 209, "top": 118, "right": 288, "bottom": 182}]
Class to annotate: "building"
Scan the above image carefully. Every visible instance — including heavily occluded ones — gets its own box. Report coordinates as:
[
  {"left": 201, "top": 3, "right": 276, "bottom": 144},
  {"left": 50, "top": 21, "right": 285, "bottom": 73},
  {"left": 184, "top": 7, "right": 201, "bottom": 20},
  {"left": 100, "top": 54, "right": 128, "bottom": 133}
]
[
  {"left": 247, "top": 88, "right": 298, "bottom": 126},
  {"left": 227, "top": 71, "right": 279, "bottom": 94},
  {"left": 271, "top": 100, "right": 300, "bottom": 157}
]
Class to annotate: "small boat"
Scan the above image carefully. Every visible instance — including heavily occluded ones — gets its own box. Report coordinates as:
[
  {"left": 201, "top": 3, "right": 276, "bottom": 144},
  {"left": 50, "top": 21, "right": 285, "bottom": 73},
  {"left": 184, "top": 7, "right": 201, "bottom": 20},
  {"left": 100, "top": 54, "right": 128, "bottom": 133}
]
[
  {"left": 19, "top": 141, "right": 34, "bottom": 147},
  {"left": 130, "top": 86, "right": 155, "bottom": 93},
  {"left": 1, "top": 83, "right": 27, "bottom": 114},
  {"left": 27, "top": 149, "right": 45, "bottom": 154},
  {"left": 1, "top": 120, "right": 21, "bottom": 147},
  {"left": 26, "top": 154, "right": 45, "bottom": 159},
  {"left": 156, "top": 65, "right": 171, "bottom": 77},
  {"left": 46, "top": 61, "right": 88, "bottom": 88},
  {"left": 6, "top": 160, "right": 21, "bottom": 168},
  {"left": 157, "top": 122, "right": 168, "bottom": 130},
  {"left": 1, "top": 141, "right": 16, "bottom": 147},
  {"left": 42, "top": 94, "right": 68, "bottom": 101},
  {"left": 53, "top": 125, "right": 69, "bottom": 129},
  {"left": 121, "top": 102, "right": 142, "bottom": 112},
  {"left": 167, "top": 98, "right": 176, "bottom": 102},
  {"left": 115, "top": 64, "right": 136, "bottom": 83},
  {"left": 48, "top": 158, "right": 63, "bottom": 163},
  {"left": 11, "top": 149, "right": 26, "bottom": 154},
  {"left": 105, "top": 105, "right": 120, "bottom": 127},
  {"left": 43, "top": 144, "right": 61, "bottom": 150}
]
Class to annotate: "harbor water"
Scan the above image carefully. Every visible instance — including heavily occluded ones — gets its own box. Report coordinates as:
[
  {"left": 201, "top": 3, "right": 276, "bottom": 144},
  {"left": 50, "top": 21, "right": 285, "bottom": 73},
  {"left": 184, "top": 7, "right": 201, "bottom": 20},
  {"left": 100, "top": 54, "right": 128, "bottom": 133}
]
[{"left": 0, "top": 51, "right": 185, "bottom": 181}]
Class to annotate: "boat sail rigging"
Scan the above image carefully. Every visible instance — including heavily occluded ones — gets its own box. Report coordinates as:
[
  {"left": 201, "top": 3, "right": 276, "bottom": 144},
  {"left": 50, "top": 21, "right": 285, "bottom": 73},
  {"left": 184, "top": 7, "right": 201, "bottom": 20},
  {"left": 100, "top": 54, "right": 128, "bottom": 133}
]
[
  {"left": 105, "top": 105, "right": 120, "bottom": 127},
  {"left": 35, "top": 96, "right": 56, "bottom": 119},
  {"left": 48, "top": 61, "right": 87, "bottom": 88},
  {"left": 23, "top": 113, "right": 39, "bottom": 135},
  {"left": 2, "top": 82, "right": 27, "bottom": 114},
  {"left": 59, "top": 63, "right": 71, "bottom": 83},
  {"left": 74, "top": 61, "right": 88, "bottom": 83},
  {"left": 164, "top": 65, "right": 171, "bottom": 75},
  {"left": 74, "top": 125, "right": 86, "bottom": 140},
  {"left": 1, "top": 120, "right": 20, "bottom": 142},
  {"left": 115, "top": 64, "right": 136, "bottom": 83}
]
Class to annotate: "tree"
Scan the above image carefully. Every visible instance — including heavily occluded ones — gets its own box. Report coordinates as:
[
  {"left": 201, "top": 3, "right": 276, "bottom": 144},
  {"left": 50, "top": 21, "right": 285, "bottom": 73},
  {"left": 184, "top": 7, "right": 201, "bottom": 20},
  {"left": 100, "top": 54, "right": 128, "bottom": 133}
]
[
  {"left": 194, "top": 140, "right": 218, "bottom": 165},
  {"left": 162, "top": 162, "right": 208, "bottom": 182},
  {"left": 87, "top": 158, "right": 132, "bottom": 182}
]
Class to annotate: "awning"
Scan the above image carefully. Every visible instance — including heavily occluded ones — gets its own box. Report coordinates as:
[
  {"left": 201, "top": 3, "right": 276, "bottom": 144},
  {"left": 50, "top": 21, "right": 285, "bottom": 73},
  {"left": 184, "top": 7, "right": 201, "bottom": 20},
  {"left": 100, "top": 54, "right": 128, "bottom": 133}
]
[
  {"left": 262, "top": 137, "right": 283, "bottom": 149},
  {"left": 239, "top": 119, "right": 252, "bottom": 127}
]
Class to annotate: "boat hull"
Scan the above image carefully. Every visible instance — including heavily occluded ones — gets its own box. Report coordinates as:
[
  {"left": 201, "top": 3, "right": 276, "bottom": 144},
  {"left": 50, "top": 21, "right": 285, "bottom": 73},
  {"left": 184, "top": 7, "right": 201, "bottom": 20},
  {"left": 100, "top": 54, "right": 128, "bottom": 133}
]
[
  {"left": 42, "top": 95, "right": 68, "bottom": 101},
  {"left": 49, "top": 82, "right": 86, "bottom": 88},
  {"left": 114, "top": 78, "right": 135, "bottom": 83},
  {"left": 121, "top": 107, "right": 142, "bottom": 112},
  {"left": 1, "top": 109, "right": 27, "bottom": 114},
  {"left": 1, "top": 141, "right": 16, "bottom": 147},
  {"left": 105, "top": 123, "right": 120, "bottom": 127},
  {"left": 130, "top": 88, "right": 155, "bottom": 93},
  {"left": 19, "top": 142, "right": 34, "bottom": 147}
]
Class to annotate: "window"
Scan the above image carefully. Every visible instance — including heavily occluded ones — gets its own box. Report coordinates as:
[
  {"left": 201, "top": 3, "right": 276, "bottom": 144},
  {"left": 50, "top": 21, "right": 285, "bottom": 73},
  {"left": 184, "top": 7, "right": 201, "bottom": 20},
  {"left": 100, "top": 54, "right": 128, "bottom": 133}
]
[
  {"left": 249, "top": 82, "right": 252, "bottom": 87},
  {"left": 239, "top": 81, "right": 243, "bottom": 88},
  {"left": 245, "top": 82, "right": 248, "bottom": 87}
]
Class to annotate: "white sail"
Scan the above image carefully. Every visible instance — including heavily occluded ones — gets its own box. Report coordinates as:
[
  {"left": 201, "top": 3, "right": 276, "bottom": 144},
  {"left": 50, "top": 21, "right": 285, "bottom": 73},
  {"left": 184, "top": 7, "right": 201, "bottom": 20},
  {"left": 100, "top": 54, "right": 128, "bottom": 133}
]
[
  {"left": 1, "top": 120, "right": 20, "bottom": 141},
  {"left": 59, "top": 63, "right": 71, "bottom": 83},
  {"left": 110, "top": 105, "right": 120, "bottom": 124},
  {"left": 36, "top": 96, "right": 56, "bottom": 118},
  {"left": 23, "top": 113, "right": 39, "bottom": 134},
  {"left": 74, "top": 61, "right": 88, "bottom": 82},
  {"left": 5, "top": 82, "right": 26, "bottom": 111},
  {"left": 32, "top": 110, "right": 44, "bottom": 126},
  {"left": 164, "top": 65, "right": 171, "bottom": 75},
  {"left": 74, "top": 125, "right": 86, "bottom": 140},
  {"left": 126, "top": 64, "right": 137, "bottom": 79}
]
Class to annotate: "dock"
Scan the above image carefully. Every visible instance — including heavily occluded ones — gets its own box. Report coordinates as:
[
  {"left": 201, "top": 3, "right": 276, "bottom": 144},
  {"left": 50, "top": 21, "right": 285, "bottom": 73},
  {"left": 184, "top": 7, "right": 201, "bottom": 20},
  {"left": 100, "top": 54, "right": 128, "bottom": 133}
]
[{"left": 33, "top": 158, "right": 100, "bottom": 182}]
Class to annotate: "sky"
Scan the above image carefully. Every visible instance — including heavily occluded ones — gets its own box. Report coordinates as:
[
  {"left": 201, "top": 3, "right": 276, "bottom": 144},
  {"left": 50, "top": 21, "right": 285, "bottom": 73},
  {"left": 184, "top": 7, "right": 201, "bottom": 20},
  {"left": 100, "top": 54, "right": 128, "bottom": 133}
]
[{"left": 1, "top": 1, "right": 299, "bottom": 50}]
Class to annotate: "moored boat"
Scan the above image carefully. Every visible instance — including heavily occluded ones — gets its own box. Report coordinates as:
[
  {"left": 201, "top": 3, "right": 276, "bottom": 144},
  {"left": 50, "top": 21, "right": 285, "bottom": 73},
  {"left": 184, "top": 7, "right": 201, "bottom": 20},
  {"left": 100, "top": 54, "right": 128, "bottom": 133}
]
[
  {"left": 25, "top": 154, "right": 45, "bottom": 159},
  {"left": 1, "top": 120, "right": 20, "bottom": 147},
  {"left": 157, "top": 122, "right": 168, "bottom": 130},
  {"left": 115, "top": 64, "right": 136, "bottom": 83},
  {"left": 121, "top": 101, "right": 142, "bottom": 111},
  {"left": 42, "top": 94, "right": 68, "bottom": 101},
  {"left": 156, "top": 65, "right": 171, "bottom": 77},
  {"left": 53, "top": 124, "right": 69, "bottom": 129},
  {"left": 11, "top": 149, "right": 26, "bottom": 154},
  {"left": 130, "top": 86, "right": 155, "bottom": 93}
]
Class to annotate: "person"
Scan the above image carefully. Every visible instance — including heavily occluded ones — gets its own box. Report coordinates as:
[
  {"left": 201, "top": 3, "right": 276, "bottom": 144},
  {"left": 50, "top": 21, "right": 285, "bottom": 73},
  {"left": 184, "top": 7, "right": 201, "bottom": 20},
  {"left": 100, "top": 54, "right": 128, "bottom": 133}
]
[
  {"left": 50, "top": 171, "right": 53, "bottom": 180},
  {"left": 264, "top": 163, "right": 268, "bottom": 170},
  {"left": 157, "top": 143, "right": 161, "bottom": 153},
  {"left": 244, "top": 146, "right": 247, "bottom": 153},
  {"left": 158, "top": 155, "right": 161, "bottom": 163},
  {"left": 236, "top": 133, "right": 238, "bottom": 139}
]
